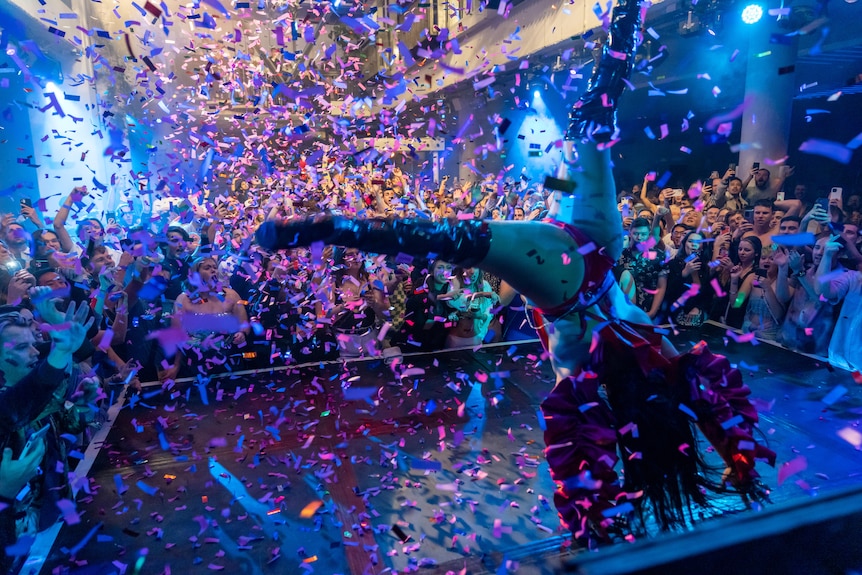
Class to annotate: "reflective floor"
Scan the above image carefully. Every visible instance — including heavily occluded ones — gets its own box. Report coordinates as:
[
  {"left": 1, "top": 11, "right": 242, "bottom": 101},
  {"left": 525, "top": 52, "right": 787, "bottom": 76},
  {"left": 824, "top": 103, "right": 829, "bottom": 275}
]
[{"left": 29, "top": 324, "right": 862, "bottom": 575}]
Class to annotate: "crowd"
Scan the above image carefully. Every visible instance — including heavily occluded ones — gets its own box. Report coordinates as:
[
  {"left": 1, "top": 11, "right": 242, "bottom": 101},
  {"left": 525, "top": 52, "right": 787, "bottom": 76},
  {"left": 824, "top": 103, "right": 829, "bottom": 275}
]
[
  {"left": 614, "top": 166, "right": 861, "bottom": 371},
  {"left": 0, "top": 158, "right": 860, "bottom": 571}
]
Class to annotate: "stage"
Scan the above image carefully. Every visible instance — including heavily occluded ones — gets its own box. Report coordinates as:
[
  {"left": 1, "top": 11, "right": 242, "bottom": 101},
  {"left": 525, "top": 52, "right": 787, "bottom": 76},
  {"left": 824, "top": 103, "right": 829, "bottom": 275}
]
[{"left": 23, "top": 323, "right": 862, "bottom": 575}]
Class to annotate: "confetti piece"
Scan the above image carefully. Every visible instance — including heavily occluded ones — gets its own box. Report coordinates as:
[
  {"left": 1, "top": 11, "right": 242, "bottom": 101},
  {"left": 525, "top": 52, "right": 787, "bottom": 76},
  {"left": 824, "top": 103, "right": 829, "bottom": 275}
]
[
  {"left": 300, "top": 500, "right": 323, "bottom": 518},
  {"left": 777, "top": 456, "right": 807, "bottom": 486},
  {"left": 678, "top": 403, "right": 698, "bottom": 421},
  {"left": 411, "top": 458, "right": 443, "bottom": 471},
  {"left": 798, "top": 138, "right": 853, "bottom": 164},
  {"left": 821, "top": 385, "right": 848, "bottom": 406},
  {"left": 772, "top": 233, "right": 816, "bottom": 247},
  {"left": 837, "top": 427, "right": 862, "bottom": 448}
]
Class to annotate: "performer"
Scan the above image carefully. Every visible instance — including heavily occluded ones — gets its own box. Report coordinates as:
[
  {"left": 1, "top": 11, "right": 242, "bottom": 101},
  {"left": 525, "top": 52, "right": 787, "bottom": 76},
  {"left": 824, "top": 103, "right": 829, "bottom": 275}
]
[{"left": 256, "top": 0, "right": 774, "bottom": 546}]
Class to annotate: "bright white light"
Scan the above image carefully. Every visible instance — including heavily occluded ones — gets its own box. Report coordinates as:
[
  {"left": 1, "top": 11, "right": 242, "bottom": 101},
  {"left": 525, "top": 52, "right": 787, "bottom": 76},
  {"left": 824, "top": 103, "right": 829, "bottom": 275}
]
[
  {"left": 45, "top": 81, "right": 57, "bottom": 91},
  {"left": 533, "top": 89, "right": 540, "bottom": 98},
  {"left": 741, "top": 4, "right": 763, "bottom": 24}
]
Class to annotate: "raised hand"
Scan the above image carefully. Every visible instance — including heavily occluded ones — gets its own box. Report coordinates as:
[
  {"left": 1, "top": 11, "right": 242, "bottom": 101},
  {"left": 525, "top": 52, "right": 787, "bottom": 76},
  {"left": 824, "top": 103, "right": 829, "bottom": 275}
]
[
  {"left": 683, "top": 259, "right": 702, "bottom": 277},
  {"left": 0, "top": 441, "right": 46, "bottom": 500},
  {"left": 29, "top": 285, "right": 67, "bottom": 325},
  {"left": 20, "top": 205, "right": 41, "bottom": 225},
  {"left": 823, "top": 237, "right": 843, "bottom": 257},
  {"left": 7, "top": 270, "right": 36, "bottom": 305},
  {"left": 43, "top": 299, "right": 95, "bottom": 355},
  {"left": 788, "top": 250, "right": 804, "bottom": 273}
]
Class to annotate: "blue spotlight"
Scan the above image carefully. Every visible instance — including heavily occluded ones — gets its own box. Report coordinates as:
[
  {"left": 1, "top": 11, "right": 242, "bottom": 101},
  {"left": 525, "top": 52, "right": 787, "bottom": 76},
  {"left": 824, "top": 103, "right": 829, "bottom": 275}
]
[{"left": 741, "top": 4, "right": 763, "bottom": 24}]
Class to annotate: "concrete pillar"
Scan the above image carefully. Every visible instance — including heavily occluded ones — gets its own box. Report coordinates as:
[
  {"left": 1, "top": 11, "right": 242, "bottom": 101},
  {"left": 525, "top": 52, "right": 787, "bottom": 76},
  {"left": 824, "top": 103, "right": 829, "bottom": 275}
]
[{"left": 738, "top": 10, "right": 798, "bottom": 174}]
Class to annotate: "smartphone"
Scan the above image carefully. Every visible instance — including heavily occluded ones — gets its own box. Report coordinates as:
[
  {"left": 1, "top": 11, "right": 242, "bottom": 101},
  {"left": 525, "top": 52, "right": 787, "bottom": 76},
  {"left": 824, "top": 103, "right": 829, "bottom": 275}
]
[
  {"left": 729, "top": 163, "right": 736, "bottom": 171},
  {"left": 672, "top": 188, "right": 684, "bottom": 198},
  {"left": 23, "top": 424, "right": 50, "bottom": 456},
  {"left": 815, "top": 197, "right": 830, "bottom": 213},
  {"left": 744, "top": 209, "right": 754, "bottom": 223},
  {"left": 776, "top": 192, "right": 785, "bottom": 202},
  {"left": 20, "top": 198, "right": 32, "bottom": 209},
  {"left": 830, "top": 187, "right": 843, "bottom": 201},
  {"left": 752, "top": 162, "right": 760, "bottom": 170}
]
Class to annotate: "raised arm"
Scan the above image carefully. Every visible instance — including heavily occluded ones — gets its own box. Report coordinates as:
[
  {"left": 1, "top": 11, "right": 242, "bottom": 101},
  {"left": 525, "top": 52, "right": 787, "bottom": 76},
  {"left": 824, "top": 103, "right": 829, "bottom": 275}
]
[
  {"left": 639, "top": 178, "right": 659, "bottom": 213},
  {"left": 53, "top": 188, "right": 84, "bottom": 253}
]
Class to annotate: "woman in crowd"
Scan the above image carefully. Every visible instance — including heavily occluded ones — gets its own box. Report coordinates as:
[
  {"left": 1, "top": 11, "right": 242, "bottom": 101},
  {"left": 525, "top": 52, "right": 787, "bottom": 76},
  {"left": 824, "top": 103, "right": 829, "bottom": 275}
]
[
  {"left": 741, "top": 250, "right": 786, "bottom": 340},
  {"left": 664, "top": 230, "right": 711, "bottom": 327},
  {"left": 423, "top": 259, "right": 463, "bottom": 350},
  {"left": 725, "top": 236, "right": 762, "bottom": 329},
  {"left": 444, "top": 267, "right": 500, "bottom": 348},
  {"left": 330, "top": 248, "right": 385, "bottom": 358},
  {"left": 257, "top": 0, "right": 774, "bottom": 545},
  {"left": 165, "top": 257, "right": 250, "bottom": 381},
  {"left": 775, "top": 239, "right": 835, "bottom": 355}
]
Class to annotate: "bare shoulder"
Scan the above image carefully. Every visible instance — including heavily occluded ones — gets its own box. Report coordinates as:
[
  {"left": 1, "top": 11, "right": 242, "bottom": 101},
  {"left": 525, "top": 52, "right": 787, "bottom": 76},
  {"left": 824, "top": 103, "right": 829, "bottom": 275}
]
[{"left": 223, "top": 287, "right": 242, "bottom": 303}]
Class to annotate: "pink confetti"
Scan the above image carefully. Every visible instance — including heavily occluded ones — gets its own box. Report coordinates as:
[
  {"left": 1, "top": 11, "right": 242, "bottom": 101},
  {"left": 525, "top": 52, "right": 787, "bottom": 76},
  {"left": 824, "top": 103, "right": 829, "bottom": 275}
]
[{"left": 777, "top": 456, "right": 807, "bottom": 486}]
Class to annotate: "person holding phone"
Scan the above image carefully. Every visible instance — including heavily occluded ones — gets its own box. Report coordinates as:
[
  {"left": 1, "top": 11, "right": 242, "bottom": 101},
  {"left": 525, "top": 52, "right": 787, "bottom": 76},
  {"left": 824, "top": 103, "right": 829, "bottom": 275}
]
[
  {"left": 17, "top": 198, "right": 44, "bottom": 231},
  {"left": 0, "top": 297, "right": 94, "bottom": 571},
  {"left": 713, "top": 175, "right": 750, "bottom": 212},
  {"left": 0, "top": 435, "right": 46, "bottom": 574},
  {"left": 0, "top": 220, "right": 31, "bottom": 270},
  {"left": 741, "top": 163, "right": 794, "bottom": 204},
  {"left": 663, "top": 230, "right": 712, "bottom": 327},
  {"left": 257, "top": 0, "right": 774, "bottom": 546}
]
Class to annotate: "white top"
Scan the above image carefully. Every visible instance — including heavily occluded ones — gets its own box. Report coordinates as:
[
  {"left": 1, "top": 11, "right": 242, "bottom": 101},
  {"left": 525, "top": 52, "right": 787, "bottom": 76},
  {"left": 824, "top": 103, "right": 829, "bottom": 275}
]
[{"left": 823, "top": 270, "right": 862, "bottom": 373}]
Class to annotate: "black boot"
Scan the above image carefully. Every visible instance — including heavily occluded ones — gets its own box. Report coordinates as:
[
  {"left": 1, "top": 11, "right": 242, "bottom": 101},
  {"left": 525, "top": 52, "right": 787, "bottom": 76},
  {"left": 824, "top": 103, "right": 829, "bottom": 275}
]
[
  {"left": 256, "top": 216, "right": 492, "bottom": 267},
  {"left": 566, "top": 0, "right": 643, "bottom": 142}
]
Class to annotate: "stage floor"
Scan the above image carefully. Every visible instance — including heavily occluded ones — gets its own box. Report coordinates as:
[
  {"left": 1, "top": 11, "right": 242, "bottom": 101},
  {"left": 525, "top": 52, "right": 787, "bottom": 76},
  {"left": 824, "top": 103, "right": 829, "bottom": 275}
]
[{"left": 26, "top": 323, "right": 862, "bottom": 575}]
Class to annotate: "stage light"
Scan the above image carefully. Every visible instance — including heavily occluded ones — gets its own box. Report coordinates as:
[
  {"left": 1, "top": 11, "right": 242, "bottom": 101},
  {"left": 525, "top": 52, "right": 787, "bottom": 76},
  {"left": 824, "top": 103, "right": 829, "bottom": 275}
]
[
  {"left": 533, "top": 89, "right": 540, "bottom": 98},
  {"left": 741, "top": 4, "right": 763, "bottom": 24},
  {"left": 45, "top": 81, "right": 57, "bottom": 91}
]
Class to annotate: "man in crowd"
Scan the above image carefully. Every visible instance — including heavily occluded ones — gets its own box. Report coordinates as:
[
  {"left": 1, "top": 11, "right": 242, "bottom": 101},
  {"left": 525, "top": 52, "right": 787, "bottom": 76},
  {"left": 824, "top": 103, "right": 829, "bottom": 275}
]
[
  {"left": 0, "top": 295, "right": 94, "bottom": 573},
  {"left": 816, "top": 238, "right": 862, "bottom": 372},
  {"left": 742, "top": 166, "right": 793, "bottom": 204},
  {"left": 714, "top": 176, "right": 749, "bottom": 212}
]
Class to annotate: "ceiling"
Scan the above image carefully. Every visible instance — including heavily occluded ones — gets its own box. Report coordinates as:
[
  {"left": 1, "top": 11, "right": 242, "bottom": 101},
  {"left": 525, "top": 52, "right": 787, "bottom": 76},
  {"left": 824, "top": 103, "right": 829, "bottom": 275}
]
[{"left": 1, "top": 0, "right": 860, "bottom": 182}]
